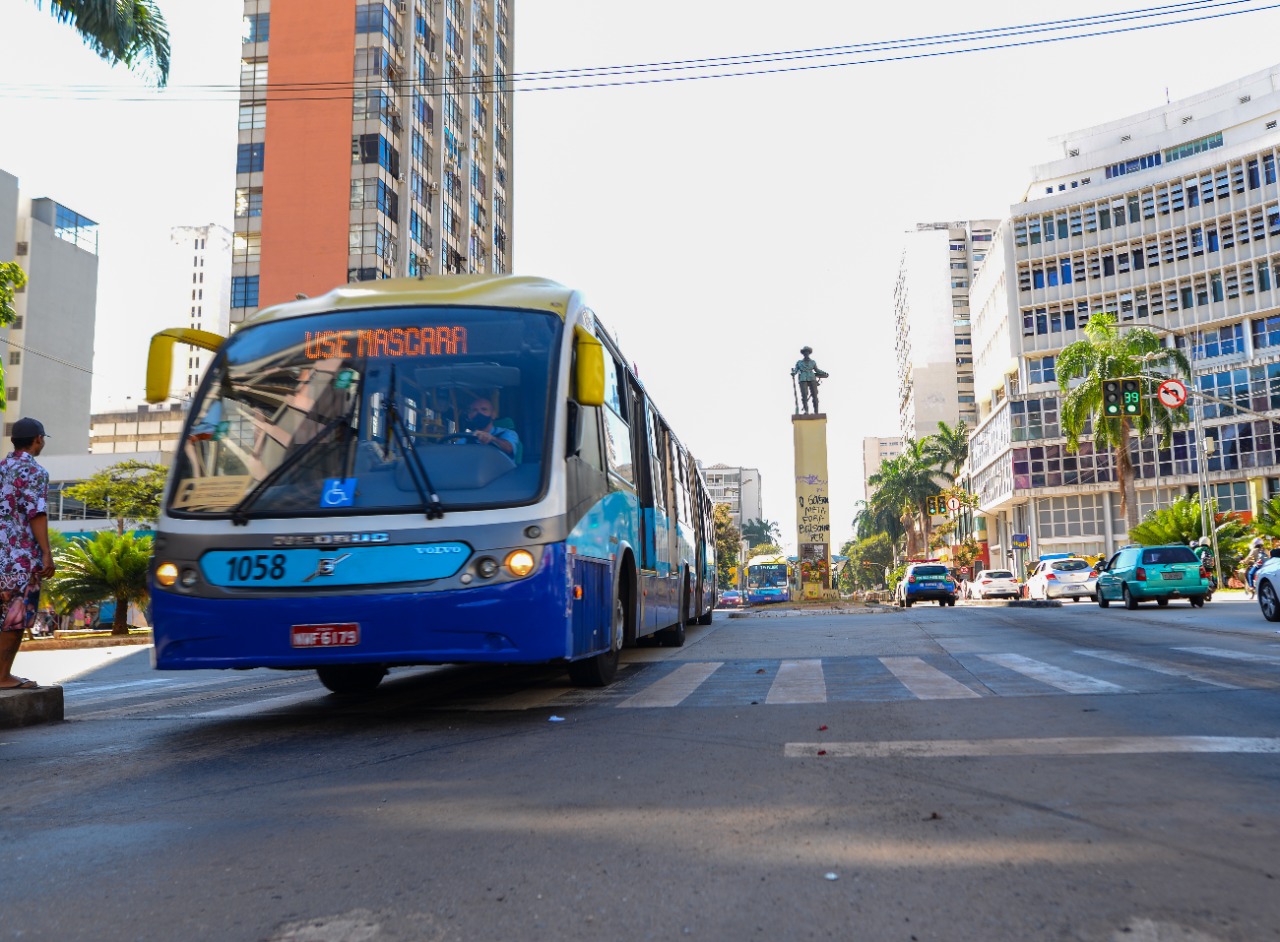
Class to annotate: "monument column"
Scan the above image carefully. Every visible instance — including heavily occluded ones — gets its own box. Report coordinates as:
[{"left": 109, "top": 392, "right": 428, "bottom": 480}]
[{"left": 790, "top": 345, "right": 832, "bottom": 599}]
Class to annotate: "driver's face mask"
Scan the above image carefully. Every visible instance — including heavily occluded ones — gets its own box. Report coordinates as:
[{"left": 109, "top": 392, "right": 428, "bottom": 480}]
[{"left": 463, "top": 410, "right": 492, "bottom": 432}]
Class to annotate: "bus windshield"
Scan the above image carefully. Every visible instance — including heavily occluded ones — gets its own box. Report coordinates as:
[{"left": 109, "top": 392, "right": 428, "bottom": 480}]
[
  {"left": 169, "top": 306, "right": 562, "bottom": 518},
  {"left": 748, "top": 564, "right": 788, "bottom": 588}
]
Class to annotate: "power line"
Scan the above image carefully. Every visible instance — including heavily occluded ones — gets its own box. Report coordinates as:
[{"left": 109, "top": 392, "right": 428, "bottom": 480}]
[{"left": 0, "top": 0, "right": 1275, "bottom": 101}]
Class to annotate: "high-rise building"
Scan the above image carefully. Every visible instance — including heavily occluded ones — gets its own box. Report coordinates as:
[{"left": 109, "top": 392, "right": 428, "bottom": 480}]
[
  {"left": 893, "top": 220, "right": 997, "bottom": 440},
  {"left": 700, "top": 463, "right": 762, "bottom": 532},
  {"left": 0, "top": 168, "right": 99, "bottom": 455},
  {"left": 168, "top": 224, "right": 232, "bottom": 401},
  {"left": 231, "top": 0, "right": 515, "bottom": 324},
  {"left": 969, "top": 64, "right": 1280, "bottom": 562},
  {"left": 862, "top": 435, "right": 904, "bottom": 495}
]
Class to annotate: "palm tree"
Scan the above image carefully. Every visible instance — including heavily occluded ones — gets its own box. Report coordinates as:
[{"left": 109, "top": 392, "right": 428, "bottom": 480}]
[
  {"left": 48, "top": 531, "right": 153, "bottom": 636},
  {"left": 851, "top": 498, "right": 904, "bottom": 545},
  {"left": 924, "top": 419, "right": 969, "bottom": 479},
  {"left": 1056, "top": 312, "right": 1191, "bottom": 532},
  {"left": 31, "top": 0, "right": 171, "bottom": 86},
  {"left": 867, "top": 440, "right": 940, "bottom": 558},
  {"left": 1129, "top": 495, "right": 1250, "bottom": 578},
  {"left": 741, "top": 518, "right": 781, "bottom": 547}
]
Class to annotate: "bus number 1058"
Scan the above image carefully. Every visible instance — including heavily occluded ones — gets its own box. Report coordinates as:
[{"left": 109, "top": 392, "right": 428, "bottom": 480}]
[{"left": 226, "top": 553, "right": 288, "bottom": 582}]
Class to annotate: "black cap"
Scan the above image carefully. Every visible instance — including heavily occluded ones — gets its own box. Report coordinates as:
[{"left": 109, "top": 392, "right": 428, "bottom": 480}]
[{"left": 11, "top": 417, "right": 47, "bottom": 439}]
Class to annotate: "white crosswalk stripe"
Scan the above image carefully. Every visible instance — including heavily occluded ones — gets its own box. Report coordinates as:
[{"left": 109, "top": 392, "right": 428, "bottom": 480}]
[
  {"left": 619, "top": 662, "right": 723, "bottom": 708},
  {"left": 766, "top": 659, "right": 826, "bottom": 704},
  {"left": 1175, "top": 646, "right": 1280, "bottom": 666},
  {"left": 880, "top": 656, "right": 981, "bottom": 699},
  {"left": 1075, "top": 649, "right": 1240, "bottom": 688},
  {"left": 978, "top": 653, "right": 1132, "bottom": 694}
]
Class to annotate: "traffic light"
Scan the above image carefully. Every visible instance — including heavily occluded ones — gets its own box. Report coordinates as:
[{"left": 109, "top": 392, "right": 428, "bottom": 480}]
[
  {"left": 1121, "top": 378, "right": 1142, "bottom": 415},
  {"left": 926, "top": 495, "right": 939, "bottom": 516},
  {"left": 1103, "top": 379, "right": 1122, "bottom": 416}
]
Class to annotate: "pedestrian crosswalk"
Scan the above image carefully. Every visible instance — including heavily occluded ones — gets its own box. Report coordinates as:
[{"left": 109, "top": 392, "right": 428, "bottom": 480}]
[{"left": 52, "top": 643, "right": 1280, "bottom": 720}]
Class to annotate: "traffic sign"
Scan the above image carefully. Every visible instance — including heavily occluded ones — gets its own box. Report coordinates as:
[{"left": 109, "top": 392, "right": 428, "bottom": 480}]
[
  {"left": 1157, "top": 378, "right": 1188, "bottom": 409},
  {"left": 946, "top": 496, "right": 961, "bottom": 512}
]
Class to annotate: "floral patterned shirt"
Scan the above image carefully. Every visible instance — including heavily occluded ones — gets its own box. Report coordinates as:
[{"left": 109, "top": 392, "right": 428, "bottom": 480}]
[{"left": 0, "top": 451, "right": 48, "bottom": 592}]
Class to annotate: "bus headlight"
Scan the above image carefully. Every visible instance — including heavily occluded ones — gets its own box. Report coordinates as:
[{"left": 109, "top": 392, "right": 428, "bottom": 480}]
[
  {"left": 180, "top": 568, "right": 199, "bottom": 588},
  {"left": 505, "top": 549, "right": 535, "bottom": 578},
  {"left": 155, "top": 562, "right": 179, "bottom": 587},
  {"left": 476, "top": 557, "right": 500, "bottom": 579}
]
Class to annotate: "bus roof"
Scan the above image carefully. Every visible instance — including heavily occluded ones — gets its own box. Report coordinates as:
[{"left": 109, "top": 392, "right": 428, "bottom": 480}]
[
  {"left": 242, "top": 275, "right": 578, "bottom": 328},
  {"left": 747, "top": 554, "right": 789, "bottom": 567}
]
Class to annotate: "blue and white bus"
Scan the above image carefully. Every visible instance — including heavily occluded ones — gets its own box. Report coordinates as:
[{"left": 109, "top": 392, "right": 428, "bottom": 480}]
[
  {"left": 745, "top": 553, "right": 791, "bottom": 604},
  {"left": 145, "top": 275, "right": 716, "bottom": 693}
]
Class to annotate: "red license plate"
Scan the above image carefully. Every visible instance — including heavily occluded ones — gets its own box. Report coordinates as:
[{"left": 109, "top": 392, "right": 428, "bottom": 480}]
[{"left": 291, "top": 624, "right": 360, "bottom": 648}]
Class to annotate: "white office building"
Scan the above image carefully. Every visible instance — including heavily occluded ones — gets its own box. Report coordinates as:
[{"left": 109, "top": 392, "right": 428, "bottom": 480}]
[
  {"left": 700, "top": 463, "right": 762, "bottom": 531},
  {"left": 862, "top": 435, "right": 904, "bottom": 494},
  {"left": 894, "top": 220, "right": 997, "bottom": 441},
  {"left": 969, "top": 64, "right": 1280, "bottom": 564},
  {"left": 0, "top": 169, "right": 99, "bottom": 455},
  {"left": 168, "top": 224, "right": 232, "bottom": 402}
]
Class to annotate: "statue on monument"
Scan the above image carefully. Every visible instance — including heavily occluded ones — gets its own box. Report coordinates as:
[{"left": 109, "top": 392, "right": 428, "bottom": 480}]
[{"left": 791, "top": 346, "right": 829, "bottom": 415}]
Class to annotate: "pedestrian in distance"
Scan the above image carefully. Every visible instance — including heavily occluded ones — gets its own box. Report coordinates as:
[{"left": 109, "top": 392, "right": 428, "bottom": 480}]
[
  {"left": 1245, "top": 536, "right": 1266, "bottom": 599},
  {"left": 0, "top": 418, "right": 55, "bottom": 690}
]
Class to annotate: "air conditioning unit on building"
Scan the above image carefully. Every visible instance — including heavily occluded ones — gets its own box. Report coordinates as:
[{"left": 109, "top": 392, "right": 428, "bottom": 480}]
[
  {"left": 397, "top": 0, "right": 407, "bottom": 11},
  {"left": 429, "top": 52, "right": 440, "bottom": 66},
  {"left": 427, "top": 182, "right": 440, "bottom": 193}
]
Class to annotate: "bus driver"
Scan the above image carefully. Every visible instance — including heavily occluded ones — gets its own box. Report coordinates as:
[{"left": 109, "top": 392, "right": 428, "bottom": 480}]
[{"left": 461, "top": 397, "right": 520, "bottom": 459}]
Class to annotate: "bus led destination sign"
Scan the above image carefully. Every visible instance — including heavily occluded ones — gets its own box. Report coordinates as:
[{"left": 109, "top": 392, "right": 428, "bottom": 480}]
[{"left": 304, "top": 326, "right": 468, "bottom": 360}]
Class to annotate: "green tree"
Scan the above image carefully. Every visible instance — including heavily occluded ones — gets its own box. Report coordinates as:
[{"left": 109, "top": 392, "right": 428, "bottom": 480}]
[
  {"left": 1056, "top": 312, "right": 1191, "bottom": 532},
  {"left": 63, "top": 459, "right": 166, "bottom": 533},
  {"left": 32, "top": 0, "right": 171, "bottom": 85},
  {"left": 48, "top": 531, "right": 153, "bottom": 636},
  {"left": 924, "top": 419, "right": 969, "bottom": 479},
  {"left": 851, "top": 497, "right": 904, "bottom": 545},
  {"left": 712, "top": 503, "right": 741, "bottom": 589},
  {"left": 741, "top": 518, "right": 781, "bottom": 547},
  {"left": 838, "top": 533, "right": 894, "bottom": 591},
  {"left": 867, "top": 439, "right": 941, "bottom": 557}
]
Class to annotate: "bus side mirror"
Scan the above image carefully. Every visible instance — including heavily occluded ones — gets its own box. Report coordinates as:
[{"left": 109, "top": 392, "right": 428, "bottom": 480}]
[
  {"left": 573, "top": 325, "right": 605, "bottom": 407},
  {"left": 146, "top": 327, "right": 225, "bottom": 403}
]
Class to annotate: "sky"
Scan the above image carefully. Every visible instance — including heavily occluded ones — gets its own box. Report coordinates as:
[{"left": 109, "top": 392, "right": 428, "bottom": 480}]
[{"left": 3, "top": 0, "right": 1280, "bottom": 551}]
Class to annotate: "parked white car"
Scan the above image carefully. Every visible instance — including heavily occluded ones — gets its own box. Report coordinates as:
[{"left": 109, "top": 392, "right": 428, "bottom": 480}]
[
  {"left": 1027, "top": 557, "right": 1096, "bottom": 601},
  {"left": 968, "top": 569, "right": 1021, "bottom": 600}
]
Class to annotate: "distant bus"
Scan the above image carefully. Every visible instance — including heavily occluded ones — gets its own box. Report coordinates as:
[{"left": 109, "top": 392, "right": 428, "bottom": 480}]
[
  {"left": 745, "top": 553, "right": 791, "bottom": 604},
  {"left": 144, "top": 275, "right": 716, "bottom": 694}
]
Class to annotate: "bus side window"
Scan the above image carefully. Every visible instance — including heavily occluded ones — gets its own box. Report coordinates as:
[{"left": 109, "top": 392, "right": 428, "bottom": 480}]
[{"left": 576, "top": 405, "right": 605, "bottom": 473}]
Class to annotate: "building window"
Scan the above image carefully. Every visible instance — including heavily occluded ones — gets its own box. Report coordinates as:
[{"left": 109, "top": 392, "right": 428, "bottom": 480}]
[
  {"left": 236, "top": 143, "right": 265, "bottom": 174},
  {"left": 8, "top": 352, "right": 19, "bottom": 366},
  {"left": 1028, "top": 356, "right": 1056, "bottom": 385},
  {"left": 238, "top": 102, "right": 266, "bottom": 131},
  {"left": 231, "top": 275, "right": 259, "bottom": 308},
  {"left": 242, "top": 12, "right": 269, "bottom": 43},
  {"left": 235, "top": 187, "right": 263, "bottom": 217}
]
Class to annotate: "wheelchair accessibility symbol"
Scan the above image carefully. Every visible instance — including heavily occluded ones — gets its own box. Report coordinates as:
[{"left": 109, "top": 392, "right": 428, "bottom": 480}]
[{"left": 321, "top": 478, "right": 358, "bottom": 508}]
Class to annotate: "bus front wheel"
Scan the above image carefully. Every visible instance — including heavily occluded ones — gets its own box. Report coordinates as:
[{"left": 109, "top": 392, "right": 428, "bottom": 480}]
[
  {"left": 317, "top": 664, "right": 387, "bottom": 695},
  {"left": 569, "top": 589, "right": 626, "bottom": 687}
]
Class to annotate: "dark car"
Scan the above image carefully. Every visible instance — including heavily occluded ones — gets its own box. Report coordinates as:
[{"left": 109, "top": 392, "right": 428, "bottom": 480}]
[
  {"left": 1096, "top": 544, "right": 1210, "bottom": 608},
  {"left": 896, "top": 563, "right": 957, "bottom": 607}
]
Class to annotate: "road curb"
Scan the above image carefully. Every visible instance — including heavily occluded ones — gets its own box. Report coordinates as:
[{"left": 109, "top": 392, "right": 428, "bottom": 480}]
[
  {"left": 963, "top": 599, "right": 1064, "bottom": 608},
  {"left": 0, "top": 684, "right": 64, "bottom": 728}
]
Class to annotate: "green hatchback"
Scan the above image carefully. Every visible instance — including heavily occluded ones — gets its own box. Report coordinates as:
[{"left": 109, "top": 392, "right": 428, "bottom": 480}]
[{"left": 1096, "top": 544, "right": 1210, "bottom": 609}]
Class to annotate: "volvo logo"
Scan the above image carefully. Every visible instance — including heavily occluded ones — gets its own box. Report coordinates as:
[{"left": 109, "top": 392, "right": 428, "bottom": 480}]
[
  {"left": 303, "top": 553, "right": 352, "bottom": 583},
  {"left": 415, "top": 545, "right": 464, "bottom": 555},
  {"left": 273, "top": 533, "right": 389, "bottom": 546}
]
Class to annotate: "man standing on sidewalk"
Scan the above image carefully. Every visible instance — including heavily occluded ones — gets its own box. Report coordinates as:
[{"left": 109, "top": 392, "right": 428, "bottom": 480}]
[{"left": 0, "top": 418, "right": 54, "bottom": 689}]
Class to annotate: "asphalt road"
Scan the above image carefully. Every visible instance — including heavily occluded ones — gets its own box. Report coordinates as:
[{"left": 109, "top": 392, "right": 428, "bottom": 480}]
[{"left": 4, "top": 596, "right": 1280, "bottom": 942}]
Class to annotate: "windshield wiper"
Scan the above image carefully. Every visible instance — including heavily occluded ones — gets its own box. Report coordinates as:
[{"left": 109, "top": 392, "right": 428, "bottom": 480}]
[
  {"left": 229, "top": 405, "right": 358, "bottom": 526},
  {"left": 384, "top": 363, "right": 445, "bottom": 522}
]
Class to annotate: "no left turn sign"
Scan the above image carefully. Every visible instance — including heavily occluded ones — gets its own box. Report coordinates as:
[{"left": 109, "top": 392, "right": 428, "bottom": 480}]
[{"left": 1157, "top": 378, "right": 1188, "bottom": 409}]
